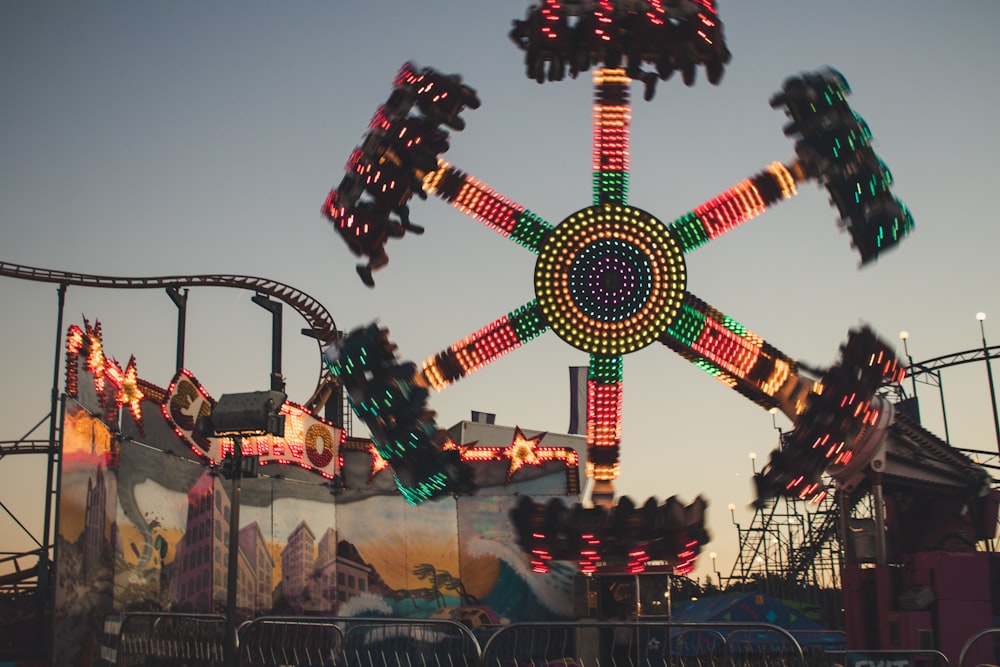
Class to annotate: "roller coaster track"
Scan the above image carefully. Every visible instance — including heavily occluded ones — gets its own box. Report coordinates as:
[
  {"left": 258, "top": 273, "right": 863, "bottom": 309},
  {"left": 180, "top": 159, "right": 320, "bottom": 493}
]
[
  {"left": 0, "top": 261, "right": 340, "bottom": 399},
  {"left": 0, "top": 441, "right": 52, "bottom": 459},
  {"left": 908, "top": 345, "right": 1000, "bottom": 376},
  {"left": 0, "top": 548, "right": 46, "bottom": 596}
]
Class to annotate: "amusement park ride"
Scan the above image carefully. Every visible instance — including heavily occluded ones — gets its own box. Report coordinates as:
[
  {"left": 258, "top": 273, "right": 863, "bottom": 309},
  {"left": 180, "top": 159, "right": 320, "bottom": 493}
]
[
  {"left": 1, "top": 1, "right": 998, "bottom": 664},
  {"left": 318, "top": 0, "right": 997, "bottom": 661}
]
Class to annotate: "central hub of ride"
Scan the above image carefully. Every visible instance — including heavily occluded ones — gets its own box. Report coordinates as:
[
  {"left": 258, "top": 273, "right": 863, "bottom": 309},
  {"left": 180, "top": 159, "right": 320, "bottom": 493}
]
[{"left": 534, "top": 204, "right": 686, "bottom": 355}]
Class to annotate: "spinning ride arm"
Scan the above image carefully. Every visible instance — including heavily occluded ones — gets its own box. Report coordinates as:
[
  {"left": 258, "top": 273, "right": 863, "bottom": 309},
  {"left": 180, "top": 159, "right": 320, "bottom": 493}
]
[
  {"left": 657, "top": 292, "right": 810, "bottom": 416},
  {"left": 665, "top": 162, "right": 802, "bottom": 250},
  {"left": 420, "top": 302, "right": 549, "bottom": 391},
  {"left": 578, "top": 355, "right": 625, "bottom": 500},
  {"left": 422, "top": 163, "right": 556, "bottom": 253},
  {"left": 658, "top": 296, "right": 915, "bottom": 507}
]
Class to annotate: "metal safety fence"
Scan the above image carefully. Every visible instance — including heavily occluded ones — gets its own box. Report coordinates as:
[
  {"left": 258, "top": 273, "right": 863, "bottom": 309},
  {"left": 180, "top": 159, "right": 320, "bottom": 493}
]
[
  {"left": 115, "top": 612, "right": 230, "bottom": 666},
  {"left": 479, "top": 620, "right": 825, "bottom": 667},
  {"left": 824, "top": 649, "right": 948, "bottom": 667},
  {"left": 959, "top": 627, "right": 1000, "bottom": 667},
  {"left": 103, "top": 612, "right": 1000, "bottom": 667},
  {"left": 239, "top": 616, "right": 481, "bottom": 667},
  {"left": 107, "top": 613, "right": 482, "bottom": 667}
]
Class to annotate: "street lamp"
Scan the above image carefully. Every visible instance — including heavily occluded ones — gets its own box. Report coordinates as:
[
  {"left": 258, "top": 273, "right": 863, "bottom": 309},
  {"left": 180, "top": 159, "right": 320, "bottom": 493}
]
[
  {"left": 199, "top": 390, "right": 286, "bottom": 667},
  {"left": 898, "top": 330, "right": 920, "bottom": 401},
  {"left": 710, "top": 551, "right": 722, "bottom": 589},
  {"left": 748, "top": 452, "right": 757, "bottom": 474},
  {"left": 976, "top": 313, "right": 1000, "bottom": 455}
]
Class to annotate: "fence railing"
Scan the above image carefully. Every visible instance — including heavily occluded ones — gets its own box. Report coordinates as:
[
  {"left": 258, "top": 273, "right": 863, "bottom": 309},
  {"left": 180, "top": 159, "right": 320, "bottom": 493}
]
[
  {"left": 103, "top": 612, "right": 999, "bottom": 667},
  {"left": 959, "top": 627, "right": 1000, "bottom": 667},
  {"left": 825, "top": 648, "right": 949, "bottom": 667},
  {"left": 115, "top": 612, "right": 229, "bottom": 667},
  {"left": 239, "top": 615, "right": 482, "bottom": 667},
  {"left": 480, "top": 620, "right": 819, "bottom": 666},
  {"left": 237, "top": 616, "right": 343, "bottom": 667}
]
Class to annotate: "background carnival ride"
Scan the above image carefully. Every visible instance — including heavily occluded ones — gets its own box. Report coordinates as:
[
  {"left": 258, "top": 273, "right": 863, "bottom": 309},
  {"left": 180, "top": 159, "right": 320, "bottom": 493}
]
[
  {"left": 1, "top": 1, "right": 1000, "bottom": 664},
  {"left": 322, "top": 0, "right": 913, "bottom": 567},
  {"left": 317, "top": 0, "right": 998, "bottom": 661}
]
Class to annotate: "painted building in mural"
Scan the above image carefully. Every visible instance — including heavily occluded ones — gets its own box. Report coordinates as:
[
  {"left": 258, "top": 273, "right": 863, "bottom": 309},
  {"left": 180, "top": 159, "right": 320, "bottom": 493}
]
[
  {"left": 239, "top": 521, "right": 275, "bottom": 613},
  {"left": 52, "top": 319, "right": 586, "bottom": 666},
  {"left": 81, "top": 465, "right": 110, "bottom": 577},
  {"left": 281, "top": 520, "right": 315, "bottom": 612}
]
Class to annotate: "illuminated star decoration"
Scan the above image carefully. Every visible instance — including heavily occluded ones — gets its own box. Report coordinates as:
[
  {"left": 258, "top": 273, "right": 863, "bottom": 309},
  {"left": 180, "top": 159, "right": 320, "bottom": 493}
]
[
  {"left": 103, "top": 358, "right": 125, "bottom": 427},
  {"left": 83, "top": 318, "right": 106, "bottom": 403},
  {"left": 331, "top": 427, "right": 579, "bottom": 490},
  {"left": 368, "top": 444, "right": 390, "bottom": 483},
  {"left": 503, "top": 426, "right": 547, "bottom": 483},
  {"left": 65, "top": 325, "right": 86, "bottom": 398},
  {"left": 69, "top": 319, "right": 146, "bottom": 435},
  {"left": 67, "top": 319, "right": 139, "bottom": 426},
  {"left": 441, "top": 434, "right": 478, "bottom": 458},
  {"left": 118, "top": 355, "right": 145, "bottom": 436},
  {"left": 457, "top": 429, "right": 579, "bottom": 487}
]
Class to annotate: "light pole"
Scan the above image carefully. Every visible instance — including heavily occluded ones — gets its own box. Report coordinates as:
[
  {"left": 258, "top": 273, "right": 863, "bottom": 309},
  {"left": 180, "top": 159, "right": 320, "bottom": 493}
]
[
  {"left": 768, "top": 407, "right": 782, "bottom": 437},
  {"left": 199, "top": 390, "right": 286, "bottom": 667},
  {"left": 898, "top": 331, "right": 920, "bottom": 416},
  {"left": 224, "top": 435, "right": 243, "bottom": 667},
  {"left": 727, "top": 502, "right": 753, "bottom": 589},
  {"left": 976, "top": 313, "right": 1000, "bottom": 455}
]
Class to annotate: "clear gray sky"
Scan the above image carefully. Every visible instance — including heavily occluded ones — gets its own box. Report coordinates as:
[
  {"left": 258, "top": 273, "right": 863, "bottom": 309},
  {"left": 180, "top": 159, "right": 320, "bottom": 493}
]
[{"left": 3, "top": 1, "right": 1000, "bottom": 581}]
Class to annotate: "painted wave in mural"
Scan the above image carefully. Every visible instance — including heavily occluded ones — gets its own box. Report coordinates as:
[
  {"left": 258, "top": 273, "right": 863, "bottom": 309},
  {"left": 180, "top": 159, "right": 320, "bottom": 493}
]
[
  {"left": 337, "top": 593, "right": 395, "bottom": 617},
  {"left": 464, "top": 535, "right": 576, "bottom": 620}
]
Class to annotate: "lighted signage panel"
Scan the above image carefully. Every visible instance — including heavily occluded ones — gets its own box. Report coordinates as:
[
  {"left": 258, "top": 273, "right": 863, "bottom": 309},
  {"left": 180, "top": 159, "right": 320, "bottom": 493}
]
[{"left": 163, "top": 371, "right": 343, "bottom": 480}]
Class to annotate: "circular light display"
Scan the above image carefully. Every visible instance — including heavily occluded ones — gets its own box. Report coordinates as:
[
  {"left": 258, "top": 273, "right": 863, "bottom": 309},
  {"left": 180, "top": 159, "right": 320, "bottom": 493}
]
[{"left": 534, "top": 204, "right": 686, "bottom": 355}]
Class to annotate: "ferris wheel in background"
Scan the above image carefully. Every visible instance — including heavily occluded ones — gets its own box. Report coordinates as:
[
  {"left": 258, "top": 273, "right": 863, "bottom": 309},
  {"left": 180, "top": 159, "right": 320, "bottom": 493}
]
[{"left": 322, "top": 0, "right": 913, "bottom": 574}]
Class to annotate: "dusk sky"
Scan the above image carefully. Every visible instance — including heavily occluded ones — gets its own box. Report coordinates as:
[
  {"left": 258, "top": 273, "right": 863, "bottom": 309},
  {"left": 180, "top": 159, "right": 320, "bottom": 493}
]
[{"left": 3, "top": 1, "right": 1000, "bottom": 582}]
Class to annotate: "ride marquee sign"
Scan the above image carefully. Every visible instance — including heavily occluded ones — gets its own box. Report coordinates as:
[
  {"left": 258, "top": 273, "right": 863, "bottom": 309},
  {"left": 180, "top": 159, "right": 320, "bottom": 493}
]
[
  {"left": 64, "top": 318, "right": 342, "bottom": 480},
  {"left": 164, "top": 370, "right": 342, "bottom": 479}
]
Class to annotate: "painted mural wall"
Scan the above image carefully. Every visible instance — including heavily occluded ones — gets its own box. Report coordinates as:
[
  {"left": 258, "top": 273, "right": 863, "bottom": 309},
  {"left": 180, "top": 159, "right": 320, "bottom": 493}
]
[
  {"left": 52, "top": 320, "right": 583, "bottom": 666},
  {"left": 53, "top": 398, "right": 118, "bottom": 666}
]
